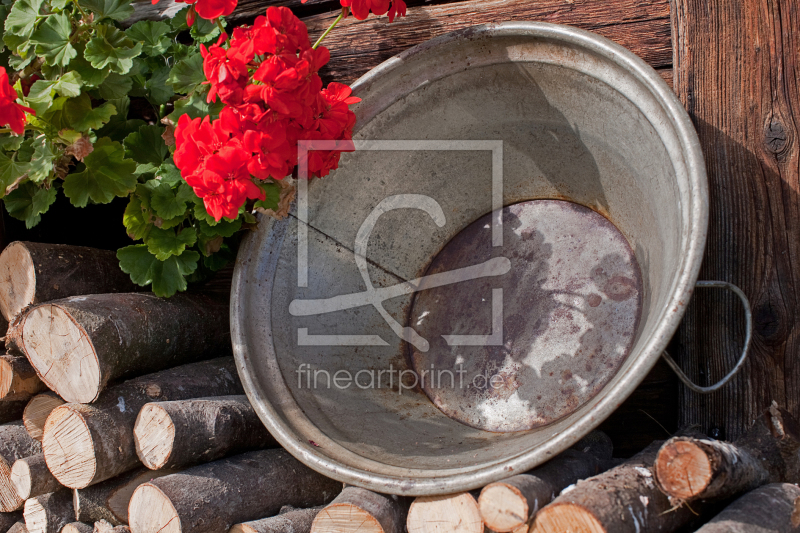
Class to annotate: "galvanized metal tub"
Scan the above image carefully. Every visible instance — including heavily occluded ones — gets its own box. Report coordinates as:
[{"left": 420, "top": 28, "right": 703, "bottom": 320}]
[{"left": 231, "top": 22, "right": 709, "bottom": 495}]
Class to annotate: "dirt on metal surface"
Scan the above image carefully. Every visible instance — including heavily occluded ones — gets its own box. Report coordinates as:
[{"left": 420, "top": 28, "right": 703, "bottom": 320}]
[{"left": 409, "top": 200, "right": 643, "bottom": 432}]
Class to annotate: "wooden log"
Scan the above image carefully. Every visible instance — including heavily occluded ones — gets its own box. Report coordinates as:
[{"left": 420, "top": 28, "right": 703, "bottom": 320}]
[
  {"left": 0, "top": 422, "right": 43, "bottom": 512},
  {"left": 694, "top": 483, "right": 800, "bottom": 533},
  {"left": 23, "top": 490, "right": 73, "bottom": 533},
  {"left": 0, "top": 400, "right": 27, "bottom": 425},
  {"left": 406, "top": 493, "right": 483, "bottom": 533},
  {"left": 672, "top": 0, "right": 800, "bottom": 440},
  {"left": 92, "top": 520, "right": 129, "bottom": 533},
  {"left": 0, "top": 512, "right": 23, "bottom": 533},
  {"left": 127, "top": 449, "right": 342, "bottom": 533},
  {"left": 61, "top": 523, "right": 93, "bottom": 533},
  {"left": 73, "top": 468, "right": 178, "bottom": 526},
  {"left": 655, "top": 403, "right": 800, "bottom": 501},
  {"left": 133, "top": 395, "right": 276, "bottom": 470},
  {"left": 0, "top": 356, "right": 45, "bottom": 402},
  {"left": 7, "top": 521, "right": 27, "bottom": 533},
  {"left": 0, "top": 242, "right": 139, "bottom": 322},
  {"left": 11, "top": 293, "right": 231, "bottom": 403},
  {"left": 478, "top": 447, "right": 610, "bottom": 532},
  {"left": 23, "top": 394, "right": 65, "bottom": 442},
  {"left": 10, "top": 454, "right": 60, "bottom": 501},
  {"left": 530, "top": 441, "right": 699, "bottom": 533},
  {"left": 311, "top": 487, "right": 406, "bottom": 533},
  {"left": 42, "top": 357, "right": 243, "bottom": 489},
  {"left": 231, "top": 506, "right": 324, "bottom": 533}
]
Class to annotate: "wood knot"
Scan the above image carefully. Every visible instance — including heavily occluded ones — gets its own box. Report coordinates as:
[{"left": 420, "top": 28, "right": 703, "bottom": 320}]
[
  {"left": 765, "top": 119, "right": 789, "bottom": 155},
  {"left": 145, "top": 384, "right": 162, "bottom": 398}
]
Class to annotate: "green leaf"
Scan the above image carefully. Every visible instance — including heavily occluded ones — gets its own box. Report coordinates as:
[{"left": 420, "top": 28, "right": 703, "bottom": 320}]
[
  {"left": 167, "top": 91, "right": 223, "bottom": 123},
  {"left": 125, "top": 20, "right": 171, "bottom": 56},
  {"left": 77, "top": 0, "right": 134, "bottom": 21},
  {"left": 84, "top": 26, "right": 143, "bottom": 75},
  {"left": 197, "top": 216, "right": 242, "bottom": 238},
  {"left": 190, "top": 15, "right": 223, "bottom": 43},
  {"left": 62, "top": 137, "right": 137, "bottom": 207},
  {"left": 0, "top": 134, "right": 24, "bottom": 151},
  {"left": 4, "top": 0, "right": 43, "bottom": 38},
  {"left": 4, "top": 181, "right": 56, "bottom": 228},
  {"left": 169, "top": 6, "right": 190, "bottom": 31},
  {"left": 254, "top": 181, "right": 281, "bottom": 211},
  {"left": 65, "top": 94, "right": 116, "bottom": 131},
  {"left": 117, "top": 244, "right": 199, "bottom": 297},
  {"left": 123, "top": 125, "right": 168, "bottom": 167},
  {"left": 168, "top": 50, "right": 205, "bottom": 94},
  {"left": 123, "top": 194, "right": 153, "bottom": 240},
  {"left": 155, "top": 162, "right": 183, "bottom": 186},
  {"left": 26, "top": 71, "right": 82, "bottom": 115},
  {"left": 149, "top": 181, "right": 193, "bottom": 219},
  {"left": 145, "top": 226, "right": 196, "bottom": 261},
  {"left": 145, "top": 65, "right": 173, "bottom": 106},
  {"left": 97, "top": 72, "right": 132, "bottom": 100},
  {"left": 29, "top": 13, "right": 76, "bottom": 67},
  {"left": 27, "top": 136, "right": 56, "bottom": 183},
  {"left": 0, "top": 151, "right": 30, "bottom": 198},
  {"left": 69, "top": 45, "right": 109, "bottom": 87},
  {"left": 96, "top": 96, "right": 146, "bottom": 142}
]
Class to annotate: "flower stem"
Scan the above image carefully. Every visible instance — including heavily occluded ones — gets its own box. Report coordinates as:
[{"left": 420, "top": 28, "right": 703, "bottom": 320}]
[
  {"left": 313, "top": 11, "right": 344, "bottom": 49},
  {"left": 215, "top": 18, "right": 227, "bottom": 38}
]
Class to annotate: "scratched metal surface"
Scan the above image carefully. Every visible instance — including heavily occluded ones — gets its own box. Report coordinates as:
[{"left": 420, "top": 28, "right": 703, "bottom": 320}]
[
  {"left": 410, "top": 200, "right": 643, "bottom": 432},
  {"left": 231, "top": 22, "right": 708, "bottom": 495}
]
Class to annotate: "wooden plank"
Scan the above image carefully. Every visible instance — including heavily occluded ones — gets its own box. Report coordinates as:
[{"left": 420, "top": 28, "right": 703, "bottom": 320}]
[
  {"left": 672, "top": 0, "right": 800, "bottom": 439},
  {"left": 302, "top": 0, "right": 672, "bottom": 85}
]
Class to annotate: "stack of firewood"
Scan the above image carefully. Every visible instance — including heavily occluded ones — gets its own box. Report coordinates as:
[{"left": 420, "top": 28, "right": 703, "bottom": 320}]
[{"left": 0, "top": 241, "right": 798, "bottom": 533}]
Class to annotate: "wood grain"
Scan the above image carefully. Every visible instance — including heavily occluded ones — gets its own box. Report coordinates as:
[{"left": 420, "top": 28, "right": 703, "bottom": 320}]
[
  {"left": 301, "top": 0, "right": 671, "bottom": 85},
  {"left": 671, "top": 0, "right": 800, "bottom": 439}
]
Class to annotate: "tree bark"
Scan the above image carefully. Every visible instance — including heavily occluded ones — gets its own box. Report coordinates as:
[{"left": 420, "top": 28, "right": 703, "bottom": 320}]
[
  {"left": 0, "top": 422, "right": 43, "bottom": 512},
  {"left": 655, "top": 403, "right": 800, "bottom": 501},
  {"left": 0, "top": 356, "right": 44, "bottom": 402},
  {"left": 0, "top": 511, "right": 23, "bottom": 533},
  {"left": 74, "top": 468, "right": 178, "bottom": 525},
  {"left": 10, "top": 454, "right": 60, "bottom": 501},
  {"left": 530, "top": 441, "right": 700, "bottom": 533},
  {"left": 128, "top": 449, "right": 342, "bottom": 533},
  {"left": 92, "top": 520, "right": 130, "bottom": 533},
  {"left": 0, "top": 400, "right": 27, "bottom": 425},
  {"left": 41, "top": 357, "right": 243, "bottom": 490},
  {"left": 11, "top": 292, "right": 231, "bottom": 404},
  {"left": 61, "top": 523, "right": 93, "bottom": 533},
  {"left": 231, "top": 506, "right": 324, "bottom": 533},
  {"left": 23, "top": 490, "right": 73, "bottom": 533},
  {"left": 312, "top": 488, "right": 407, "bottom": 533},
  {"left": 22, "top": 394, "right": 64, "bottom": 442},
  {"left": 694, "top": 483, "right": 800, "bottom": 533},
  {"left": 672, "top": 0, "right": 800, "bottom": 440},
  {"left": 134, "top": 395, "right": 276, "bottom": 470},
  {"left": 0, "top": 242, "right": 140, "bottom": 322},
  {"left": 478, "top": 447, "right": 610, "bottom": 532},
  {"left": 407, "top": 493, "right": 483, "bottom": 533}
]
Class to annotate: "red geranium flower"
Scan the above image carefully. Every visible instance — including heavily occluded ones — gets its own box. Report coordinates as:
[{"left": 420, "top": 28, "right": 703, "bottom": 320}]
[
  {"left": 152, "top": 0, "right": 236, "bottom": 22},
  {"left": 0, "top": 67, "right": 34, "bottom": 135}
]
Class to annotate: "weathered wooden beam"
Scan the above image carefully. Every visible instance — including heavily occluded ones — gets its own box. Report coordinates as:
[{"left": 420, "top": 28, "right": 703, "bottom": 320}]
[{"left": 672, "top": 0, "right": 800, "bottom": 439}]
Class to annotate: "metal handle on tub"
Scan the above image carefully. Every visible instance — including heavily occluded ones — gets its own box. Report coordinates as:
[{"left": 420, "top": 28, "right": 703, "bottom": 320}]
[{"left": 660, "top": 280, "right": 753, "bottom": 394}]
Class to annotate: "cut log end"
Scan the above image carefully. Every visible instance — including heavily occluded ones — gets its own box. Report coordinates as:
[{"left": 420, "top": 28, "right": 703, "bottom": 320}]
[
  {"left": 10, "top": 457, "right": 32, "bottom": 500},
  {"left": 407, "top": 494, "right": 483, "bottom": 533},
  {"left": 23, "top": 394, "right": 66, "bottom": 442},
  {"left": 312, "top": 503, "right": 385, "bottom": 533},
  {"left": 42, "top": 406, "right": 96, "bottom": 489},
  {"left": 530, "top": 503, "right": 606, "bottom": 533},
  {"left": 478, "top": 483, "right": 529, "bottom": 532},
  {"left": 128, "top": 483, "right": 180, "bottom": 533},
  {"left": 133, "top": 404, "right": 175, "bottom": 470},
  {"left": 62, "top": 523, "right": 93, "bottom": 533},
  {"left": 654, "top": 439, "right": 713, "bottom": 499},
  {"left": 21, "top": 305, "right": 100, "bottom": 404},
  {"left": 0, "top": 461, "right": 24, "bottom": 512},
  {"left": 0, "top": 242, "right": 36, "bottom": 321},
  {"left": 22, "top": 497, "right": 48, "bottom": 533}
]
